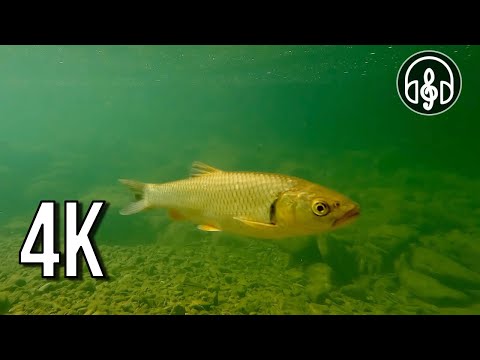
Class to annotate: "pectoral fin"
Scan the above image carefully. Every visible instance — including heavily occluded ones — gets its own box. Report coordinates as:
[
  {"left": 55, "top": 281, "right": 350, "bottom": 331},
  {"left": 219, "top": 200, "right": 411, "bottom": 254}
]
[
  {"left": 234, "top": 217, "right": 278, "bottom": 229},
  {"left": 197, "top": 224, "right": 222, "bottom": 232}
]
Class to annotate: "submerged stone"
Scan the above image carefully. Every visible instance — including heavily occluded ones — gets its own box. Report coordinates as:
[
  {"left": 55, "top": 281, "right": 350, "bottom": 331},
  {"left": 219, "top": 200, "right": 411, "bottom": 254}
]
[
  {"left": 171, "top": 305, "right": 186, "bottom": 315},
  {"left": 340, "top": 283, "right": 368, "bottom": 301},
  {"left": 411, "top": 246, "right": 480, "bottom": 289},
  {"left": 305, "top": 263, "right": 332, "bottom": 303},
  {"left": 0, "top": 292, "right": 11, "bottom": 314},
  {"left": 308, "top": 303, "right": 329, "bottom": 315},
  {"left": 37, "top": 282, "right": 55, "bottom": 294},
  {"left": 399, "top": 268, "right": 470, "bottom": 306},
  {"left": 14, "top": 279, "right": 27, "bottom": 288},
  {"left": 80, "top": 281, "right": 97, "bottom": 293}
]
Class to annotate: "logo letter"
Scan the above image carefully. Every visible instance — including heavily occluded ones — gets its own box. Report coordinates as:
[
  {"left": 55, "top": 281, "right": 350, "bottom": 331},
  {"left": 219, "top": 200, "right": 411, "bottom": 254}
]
[{"left": 65, "top": 201, "right": 106, "bottom": 278}]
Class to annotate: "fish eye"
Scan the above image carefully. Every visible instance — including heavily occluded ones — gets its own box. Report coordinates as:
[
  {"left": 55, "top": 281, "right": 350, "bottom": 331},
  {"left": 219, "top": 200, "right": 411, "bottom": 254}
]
[{"left": 312, "top": 201, "right": 330, "bottom": 216}]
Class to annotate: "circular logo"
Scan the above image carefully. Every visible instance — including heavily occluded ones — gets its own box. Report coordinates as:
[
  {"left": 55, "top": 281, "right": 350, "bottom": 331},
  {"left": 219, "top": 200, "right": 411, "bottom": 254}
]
[{"left": 396, "top": 50, "right": 462, "bottom": 116}]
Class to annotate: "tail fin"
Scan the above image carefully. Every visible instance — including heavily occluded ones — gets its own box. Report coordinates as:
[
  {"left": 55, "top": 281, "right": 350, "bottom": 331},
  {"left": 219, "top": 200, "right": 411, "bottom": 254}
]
[{"left": 118, "top": 179, "right": 149, "bottom": 215}]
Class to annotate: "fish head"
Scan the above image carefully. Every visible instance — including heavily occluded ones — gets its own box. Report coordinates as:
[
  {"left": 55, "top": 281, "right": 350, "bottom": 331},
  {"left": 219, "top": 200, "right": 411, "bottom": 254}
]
[{"left": 275, "top": 183, "right": 360, "bottom": 235}]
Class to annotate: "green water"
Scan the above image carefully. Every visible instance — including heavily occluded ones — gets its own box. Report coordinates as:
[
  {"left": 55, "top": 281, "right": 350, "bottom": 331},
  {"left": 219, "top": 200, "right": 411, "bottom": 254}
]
[{"left": 1, "top": 45, "right": 479, "bottom": 315}]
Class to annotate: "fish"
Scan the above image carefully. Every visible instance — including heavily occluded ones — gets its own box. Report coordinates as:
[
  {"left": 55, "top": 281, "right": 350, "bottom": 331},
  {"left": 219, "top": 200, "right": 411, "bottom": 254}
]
[{"left": 118, "top": 161, "right": 360, "bottom": 240}]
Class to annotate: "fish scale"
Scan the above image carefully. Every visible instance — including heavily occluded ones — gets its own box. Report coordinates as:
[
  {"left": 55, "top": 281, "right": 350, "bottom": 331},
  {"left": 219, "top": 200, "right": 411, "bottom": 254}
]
[{"left": 148, "top": 172, "right": 294, "bottom": 223}]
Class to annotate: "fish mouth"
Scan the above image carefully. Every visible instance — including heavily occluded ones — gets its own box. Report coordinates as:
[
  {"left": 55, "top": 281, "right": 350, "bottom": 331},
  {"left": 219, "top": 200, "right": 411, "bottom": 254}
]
[{"left": 333, "top": 208, "right": 360, "bottom": 228}]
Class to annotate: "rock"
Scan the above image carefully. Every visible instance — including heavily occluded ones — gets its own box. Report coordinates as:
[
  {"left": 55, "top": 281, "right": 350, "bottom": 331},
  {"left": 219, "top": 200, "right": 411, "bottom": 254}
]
[
  {"left": 399, "top": 268, "right": 470, "bottom": 306},
  {"left": 19, "top": 293, "right": 30, "bottom": 302},
  {"left": 368, "top": 224, "right": 417, "bottom": 249},
  {"left": 77, "top": 307, "right": 88, "bottom": 314},
  {"left": 80, "top": 281, "right": 96, "bottom": 293},
  {"left": 236, "top": 286, "right": 247, "bottom": 298},
  {"left": 285, "top": 268, "right": 305, "bottom": 282},
  {"left": 0, "top": 292, "right": 11, "bottom": 314},
  {"left": 172, "top": 258, "right": 183, "bottom": 266},
  {"left": 465, "top": 290, "right": 480, "bottom": 299},
  {"left": 72, "top": 302, "right": 87, "bottom": 310},
  {"left": 93, "top": 310, "right": 108, "bottom": 315},
  {"left": 305, "top": 263, "right": 332, "bottom": 303},
  {"left": 139, "top": 296, "right": 156, "bottom": 308},
  {"left": 341, "top": 283, "right": 368, "bottom": 300},
  {"left": 190, "top": 259, "right": 202, "bottom": 268},
  {"left": 440, "top": 304, "right": 480, "bottom": 315},
  {"left": 84, "top": 303, "right": 97, "bottom": 315},
  {"left": 121, "top": 303, "right": 134, "bottom": 313},
  {"left": 317, "top": 236, "right": 357, "bottom": 282},
  {"left": 353, "top": 224, "right": 417, "bottom": 275},
  {"left": 419, "top": 230, "right": 480, "bottom": 274},
  {"left": 290, "top": 284, "right": 303, "bottom": 296},
  {"left": 438, "top": 306, "right": 480, "bottom": 315},
  {"left": 400, "top": 296, "right": 440, "bottom": 315},
  {"left": 208, "top": 284, "right": 220, "bottom": 293},
  {"left": 219, "top": 266, "right": 232, "bottom": 274},
  {"left": 145, "top": 265, "right": 157, "bottom": 276},
  {"left": 171, "top": 305, "right": 185, "bottom": 315},
  {"left": 453, "top": 237, "right": 480, "bottom": 274},
  {"left": 14, "top": 279, "right": 27, "bottom": 287},
  {"left": 135, "top": 256, "right": 145, "bottom": 265},
  {"left": 372, "top": 276, "right": 399, "bottom": 303},
  {"left": 192, "top": 303, "right": 212, "bottom": 311},
  {"left": 157, "top": 253, "right": 170, "bottom": 262},
  {"left": 37, "top": 282, "right": 55, "bottom": 294},
  {"left": 411, "top": 246, "right": 480, "bottom": 289},
  {"left": 373, "top": 276, "right": 398, "bottom": 293}
]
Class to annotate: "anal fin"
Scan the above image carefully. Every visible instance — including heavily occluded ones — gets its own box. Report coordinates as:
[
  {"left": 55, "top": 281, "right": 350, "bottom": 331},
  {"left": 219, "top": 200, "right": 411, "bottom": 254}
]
[{"left": 197, "top": 224, "right": 222, "bottom": 232}]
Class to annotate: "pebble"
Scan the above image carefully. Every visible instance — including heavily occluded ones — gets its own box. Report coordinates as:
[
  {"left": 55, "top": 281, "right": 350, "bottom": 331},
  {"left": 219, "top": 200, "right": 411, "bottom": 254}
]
[{"left": 14, "top": 279, "right": 27, "bottom": 287}]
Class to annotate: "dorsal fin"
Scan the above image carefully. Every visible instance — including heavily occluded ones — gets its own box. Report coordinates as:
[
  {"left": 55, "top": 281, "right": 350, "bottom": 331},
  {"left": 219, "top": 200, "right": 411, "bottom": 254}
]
[{"left": 190, "top": 161, "right": 223, "bottom": 177}]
